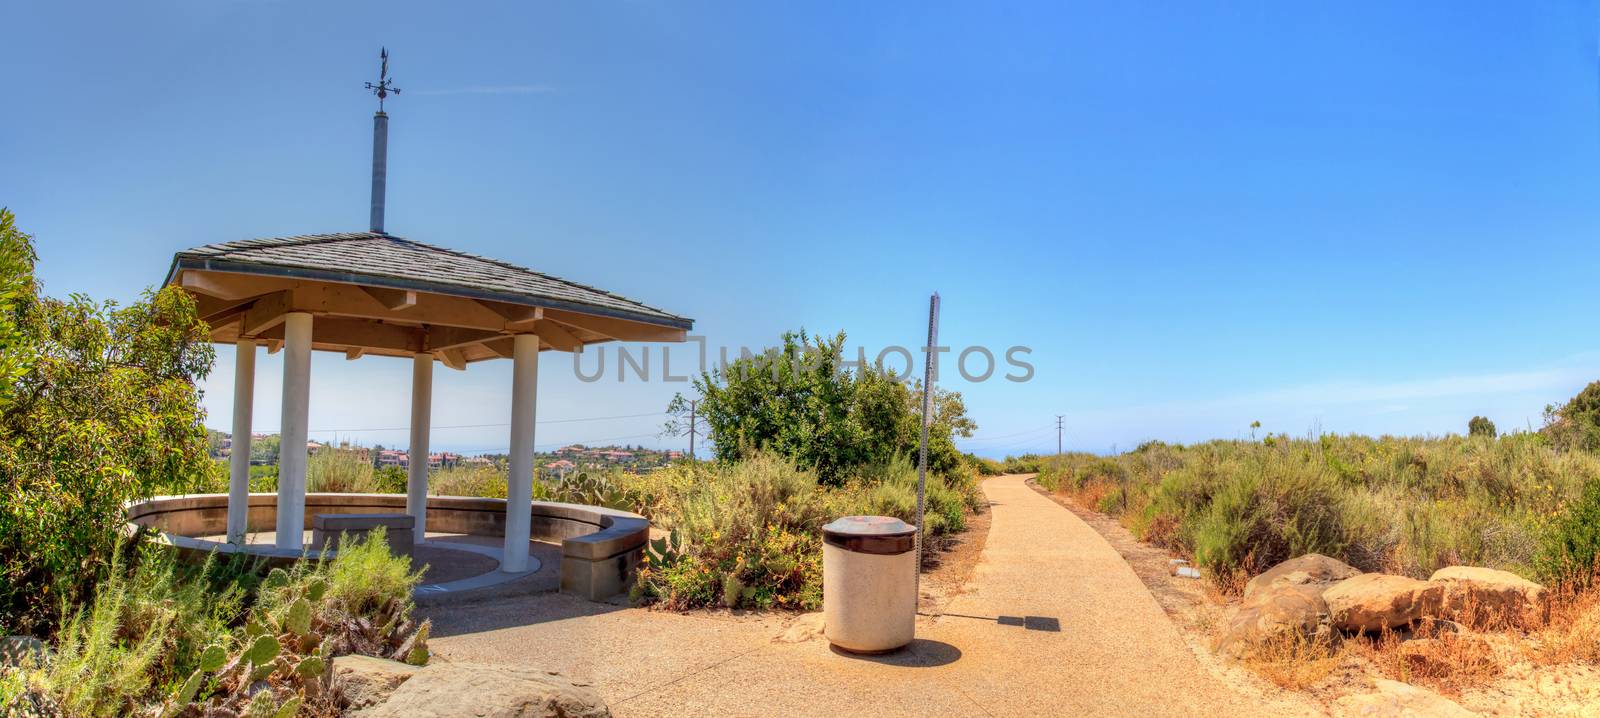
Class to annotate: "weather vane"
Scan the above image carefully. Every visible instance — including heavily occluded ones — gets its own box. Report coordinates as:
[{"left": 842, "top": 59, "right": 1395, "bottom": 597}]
[{"left": 365, "top": 47, "right": 401, "bottom": 111}]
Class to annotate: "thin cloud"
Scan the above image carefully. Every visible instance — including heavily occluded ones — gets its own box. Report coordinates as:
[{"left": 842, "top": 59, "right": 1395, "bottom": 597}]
[{"left": 411, "top": 84, "right": 556, "bottom": 96}]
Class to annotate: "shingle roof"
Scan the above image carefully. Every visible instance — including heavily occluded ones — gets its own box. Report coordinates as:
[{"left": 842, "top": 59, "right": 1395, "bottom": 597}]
[{"left": 165, "top": 232, "right": 691, "bottom": 329}]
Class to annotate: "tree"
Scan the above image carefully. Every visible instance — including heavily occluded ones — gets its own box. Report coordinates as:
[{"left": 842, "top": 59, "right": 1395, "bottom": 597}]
[
  {"left": 1544, "top": 382, "right": 1600, "bottom": 452},
  {"left": 1468, "top": 415, "right": 1497, "bottom": 438},
  {"left": 0, "top": 209, "right": 216, "bottom": 632},
  {"left": 673, "top": 329, "right": 974, "bottom": 485}
]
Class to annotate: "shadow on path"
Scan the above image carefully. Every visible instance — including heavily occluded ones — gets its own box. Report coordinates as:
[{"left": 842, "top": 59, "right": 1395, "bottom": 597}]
[{"left": 828, "top": 639, "right": 963, "bottom": 668}]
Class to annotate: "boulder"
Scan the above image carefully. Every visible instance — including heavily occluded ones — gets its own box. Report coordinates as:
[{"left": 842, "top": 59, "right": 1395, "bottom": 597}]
[
  {"left": 1245, "top": 554, "right": 1362, "bottom": 600},
  {"left": 1333, "top": 679, "right": 1476, "bottom": 717},
  {"left": 1216, "top": 583, "right": 1331, "bottom": 658},
  {"left": 0, "top": 636, "right": 45, "bottom": 667},
  {"left": 1428, "top": 566, "right": 1548, "bottom": 628},
  {"left": 335, "top": 654, "right": 420, "bottom": 710},
  {"left": 1323, "top": 574, "right": 1443, "bottom": 633},
  {"left": 360, "top": 661, "right": 609, "bottom": 718}
]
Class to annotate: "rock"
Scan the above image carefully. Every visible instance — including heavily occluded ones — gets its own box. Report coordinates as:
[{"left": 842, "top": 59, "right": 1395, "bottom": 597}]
[
  {"left": 0, "top": 636, "right": 45, "bottom": 667},
  {"left": 1245, "top": 554, "right": 1362, "bottom": 600},
  {"left": 1323, "top": 574, "right": 1443, "bottom": 633},
  {"left": 1216, "top": 584, "right": 1331, "bottom": 658},
  {"left": 336, "top": 654, "right": 420, "bottom": 710},
  {"left": 1428, "top": 566, "right": 1548, "bottom": 627},
  {"left": 1334, "top": 679, "right": 1477, "bottom": 716},
  {"left": 774, "top": 612, "right": 826, "bottom": 644},
  {"left": 360, "top": 661, "right": 609, "bottom": 718}
]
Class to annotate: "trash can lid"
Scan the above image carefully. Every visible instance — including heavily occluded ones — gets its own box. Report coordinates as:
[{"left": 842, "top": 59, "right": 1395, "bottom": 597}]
[{"left": 822, "top": 516, "right": 916, "bottom": 555}]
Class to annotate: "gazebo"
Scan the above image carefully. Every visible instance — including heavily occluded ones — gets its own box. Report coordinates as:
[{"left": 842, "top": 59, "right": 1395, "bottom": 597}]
[{"left": 154, "top": 55, "right": 691, "bottom": 578}]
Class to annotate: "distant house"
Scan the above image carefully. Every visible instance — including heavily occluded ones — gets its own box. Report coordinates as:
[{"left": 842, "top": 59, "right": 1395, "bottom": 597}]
[
  {"left": 377, "top": 449, "right": 408, "bottom": 468},
  {"left": 545, "top": 459, "right": 576, "bottom": 472},
  {"left": 461, "top": 456, "right": 493, "bottom": 467}
]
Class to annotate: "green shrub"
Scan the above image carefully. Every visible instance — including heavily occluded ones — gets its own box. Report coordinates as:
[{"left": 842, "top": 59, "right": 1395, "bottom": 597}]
[
  {"left": 964, "top": 453, "right": 1004, "bottom": 476},
  {"left": 430, "top": 464, "right": 507, "bottom": 498},
  {"left": 628, "top": 451, "right": 982, "bottom": 611},
  {"left": 1545, "top": 381, "right": 1600, "bottom": 451},
  {"left": 375, "top": 465, "right": 407, "bottom": 494},
  {"left": 1537, "top": 478, "right": 1600, "bottom": 588},
  {"left": 306, "top": 446, "right": 378, "bottom": 493},
  {"left": 35, "top": 544, "right": 242, "bottom": 718},
  {"left": 322, "top": 526, "right": 425, "bottom": 617},
  {"left": 1469, "top": 416, "right": 1497, "bottom": 438},
  {"left": 632, "top": 454, "right": 829, "bottom": 610},
  {"left": 1036, "top": 433, "right": 1600, "bottom": 592},
  {"left": 1002, "top": 454, "right": 1043, "bottom": 474},
  {"left": 0, "top": 211, "right": 215, "bottom": 633},
  {"left": 673, "top": 329, "right": 975, "bottom": 485}
]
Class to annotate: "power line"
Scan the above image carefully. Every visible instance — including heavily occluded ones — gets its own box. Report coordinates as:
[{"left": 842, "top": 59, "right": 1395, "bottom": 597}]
[
  {"left": 251, "top": 411, "right": 668, "bottom": 435},
  {"left": 962, "top": 426, "right": 1054, "bottom": 443}
]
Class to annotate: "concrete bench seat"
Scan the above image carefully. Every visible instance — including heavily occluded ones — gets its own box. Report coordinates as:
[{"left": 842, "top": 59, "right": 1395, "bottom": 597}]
[
  {"left": 312, "top": 512, "right": 415, "bottom": 557},
  {"left": 124, "top": 494, "right": 652, "bottom": 602}
]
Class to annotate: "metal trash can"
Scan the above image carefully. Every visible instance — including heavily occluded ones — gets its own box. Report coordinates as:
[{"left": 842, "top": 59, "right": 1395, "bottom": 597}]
[{"left": 823, "top": 515, "right": 917, "bottom": 653}]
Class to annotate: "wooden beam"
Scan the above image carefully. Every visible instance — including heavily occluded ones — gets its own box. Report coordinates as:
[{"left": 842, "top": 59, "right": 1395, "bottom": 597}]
[
  {"left": 200, "top": 302, "right": 251, "bottom": 332},
  {"left": 265, "top": 339, "right": 283, "bottom": 354},
  {"left": 531, "top": 320, "right": 583, "bottom": 352},
  {"left": 239, "top": 291, "right": 293, "bottom": 338},
  {"left": 289, "top": 283, "right": 512, "bottom": 331},
  {"left": 345, "top": 347, "right": 364, "bottom": 360},
  {"left": 257, "top": 316, "right": 425, "bottom": 355},
  {"left": 477, "top": 301, "right": 542, "bottom": 331},
  {"left": 179, "top": 271, "right": 295, "bottom": 301},
  {"left": 360, "top": 286, "right": 417, "bottom": 311},
  {"left": 482, "top": 337, "right": 515, "bottom": 359},
  {"left": 424, "top": 326, "right": 503, "bottom": 353},
  {"left": 437, "top": 348, "right": 468, "bottom": 371},
  {"left": 542, "top": 307, "right": 686, "bottom": 342}
]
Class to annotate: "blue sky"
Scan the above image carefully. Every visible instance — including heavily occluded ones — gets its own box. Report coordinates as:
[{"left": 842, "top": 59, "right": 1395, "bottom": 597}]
[{"left": 4, "top": 2, "right": 1600, "bottom": 457}]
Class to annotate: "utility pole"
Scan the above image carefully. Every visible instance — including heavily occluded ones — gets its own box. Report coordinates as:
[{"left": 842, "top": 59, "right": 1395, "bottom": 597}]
[
  {"left": 916, "top": 292, "right": 940, "bottom": 600},
  {"left": 1056, "top": 415, "right": 1064, "bottom": 455}
]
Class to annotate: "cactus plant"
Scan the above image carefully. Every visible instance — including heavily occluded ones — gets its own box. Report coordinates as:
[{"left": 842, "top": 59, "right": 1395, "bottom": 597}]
[
  {"left": 283, "top": 598, "right": 311, "bottom": 637},
  {"left": 198, "top": 644, "right": 228, "bottom": 673}
]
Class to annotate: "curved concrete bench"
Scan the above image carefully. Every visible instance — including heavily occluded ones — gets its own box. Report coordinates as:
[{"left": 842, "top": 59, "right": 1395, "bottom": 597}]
[{"left": 124, "top": 493, "right": 649, "bottom": 601}]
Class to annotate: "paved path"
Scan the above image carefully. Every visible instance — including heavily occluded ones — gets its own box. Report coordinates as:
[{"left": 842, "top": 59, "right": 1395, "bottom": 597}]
[{"left": 427, "top": 475, "right": 1304, "bottom": 717}]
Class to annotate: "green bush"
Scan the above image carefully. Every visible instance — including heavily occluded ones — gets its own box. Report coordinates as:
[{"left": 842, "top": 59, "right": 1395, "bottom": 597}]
[
  {"left": 1544, "top": 381, "right": 1600, "bottom": 451},
  {"left": 631, "top": 454, "right": 830, "bottom": 610},
  {"left": 32, "top": 545, "right": 243, "bottom": 718},
  {"left": 1469, "top": 416, "right": 1497, "bottom": 438},
  {"left": 963, "top": 453, "right": 1004, "bottom": 476},
  {"left": 1037, "top": 433, "right": 1600, "bottom": 592},
  {"left": 0, "top": 211, "right": 216, "bottom": 633},
  {"left": 375, "top": 465, "right": 408, "bottom": 494},
  {"left": 1537, "top": 478, "right": 1600, "bottom": 588},
  {"left": 671, "top": 329, "right": 975, "bottom": 485},
  {"left": 1003, "top": 454, "right": 1044, "bottom": 474},
  {"left": 306, "top": 446, "right": 379, "bottom": 493},
  {"left": 429, "top": 463, "right": 508, "bottom": 498},
  {"left": 627, "top": 451, "right": 982, "bottom": 611}
]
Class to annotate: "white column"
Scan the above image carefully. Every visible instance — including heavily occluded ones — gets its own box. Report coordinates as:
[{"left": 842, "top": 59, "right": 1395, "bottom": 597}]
[
  {"left": 276, "top": 312, "right": 313, "bottom": 550},
  {"left": 227, "top": 339, "right": 257, "bottom": 543},
  {"left": 502, "top": 333, "right": 539, "bottom": 573},
  {"left": 406, "top": 352, "right": 433, "bottom": 543}
]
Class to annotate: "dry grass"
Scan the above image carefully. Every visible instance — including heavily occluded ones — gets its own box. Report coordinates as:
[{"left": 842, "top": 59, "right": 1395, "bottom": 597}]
[
  {"left": 1349, "top": 624, "right": 1505, "bottom": 697},
  {"left": 1525, "top": 583, "right": 1600, "bottom": 666},
  {"left": 1240, "top": 631, "right": 1341, "bottom": 690}
]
